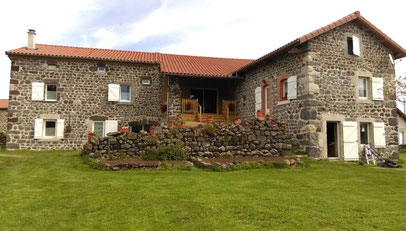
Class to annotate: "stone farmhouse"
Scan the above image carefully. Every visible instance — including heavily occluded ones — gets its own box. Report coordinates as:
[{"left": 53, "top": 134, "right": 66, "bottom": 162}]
[{"left": 5, "top": 11, "right": 406, "bottom": 160}]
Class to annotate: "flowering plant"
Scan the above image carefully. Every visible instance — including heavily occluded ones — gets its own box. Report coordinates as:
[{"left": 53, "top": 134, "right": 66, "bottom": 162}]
[{"left": 233, "top": 119, "right": 242, "bottom": 125}]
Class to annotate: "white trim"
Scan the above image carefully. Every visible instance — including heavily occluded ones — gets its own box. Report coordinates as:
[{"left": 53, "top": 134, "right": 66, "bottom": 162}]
[
  {"left": 119, "top": 85, "right": 131, "bottom": 102},
  {"left": 92, "top": 121, "right": 105, "bottom": 137},
  {"left": 43, "top": 119, "right": 57, "bottom": 139}
]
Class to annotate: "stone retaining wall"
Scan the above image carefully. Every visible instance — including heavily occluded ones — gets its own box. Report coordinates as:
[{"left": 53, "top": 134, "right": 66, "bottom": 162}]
[{"left": 83, "top": 118, "right": 293, "bottom": 159}]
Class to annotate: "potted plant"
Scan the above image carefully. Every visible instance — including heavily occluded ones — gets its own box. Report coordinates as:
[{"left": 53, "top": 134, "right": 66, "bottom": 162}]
[
  {"left": 256, "top": 109, "right": 263, "bottom": 118},
  {"left": 233, "top": 119, "right": 242, "bottom": 125},
  {"left": 88, "top": 131, "right": 96, "bottom": 141},
  {"left": 150, "top": 125, "right": 157, "bottom": 136},
  {"left": 185, "top": 102, "right": 192, "bottom": 111}
]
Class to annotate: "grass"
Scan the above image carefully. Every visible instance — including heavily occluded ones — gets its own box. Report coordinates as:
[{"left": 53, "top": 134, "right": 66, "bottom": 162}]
[{"left": 0, "top": 151, "right": 405, "bottom": 231}]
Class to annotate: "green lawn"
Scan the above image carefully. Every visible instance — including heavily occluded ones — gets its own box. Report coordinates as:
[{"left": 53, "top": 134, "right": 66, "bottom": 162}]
[{"left": 0, "top": 151, "right": 405, "bottom": 231}]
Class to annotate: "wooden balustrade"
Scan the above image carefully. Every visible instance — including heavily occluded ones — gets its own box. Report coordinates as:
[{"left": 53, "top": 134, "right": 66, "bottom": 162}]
[
  {"left": 182, "top": 98, "right": 202, "bottom": 121},
  {"left": 222, "top": 100, "right": 236, "bottom": 122}
]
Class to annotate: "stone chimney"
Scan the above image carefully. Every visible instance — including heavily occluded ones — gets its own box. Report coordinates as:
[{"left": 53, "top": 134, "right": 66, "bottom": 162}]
[{"left": 27, "top": 29, "right": 36, "bottom": 50}]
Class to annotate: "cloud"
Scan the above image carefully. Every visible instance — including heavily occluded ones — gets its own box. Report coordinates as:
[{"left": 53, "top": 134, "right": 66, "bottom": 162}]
[{"left": 93, "top": 28, "right": 119, "bottom": 48}]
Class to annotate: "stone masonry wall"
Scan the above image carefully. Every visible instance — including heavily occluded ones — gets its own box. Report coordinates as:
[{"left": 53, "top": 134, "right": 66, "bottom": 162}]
[
  {"left": 84, "top": 118, "right": 293, "bottom": 159},
  {"left": 301, "top": 21, "right": 398, "bottom": 157},
  {"left": 234, "top": 45, "right": 308, "bottom": 147},
  {"left": 0, "top": 110, "right": 6, "bottom": 144},
  {"left": 237, "top": 20, "right": 398, "bottom": 159},
  {"left": 7, "top": 56, "right": 163, "bottom": 150}
]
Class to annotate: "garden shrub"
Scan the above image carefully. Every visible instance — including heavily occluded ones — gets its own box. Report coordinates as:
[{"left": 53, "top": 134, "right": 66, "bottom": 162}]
[
  {"left": 141, "top": 143, "right": 185, "bottom": 161},
  {"left": 203, "top": 124, "right": 216, "bottom": 137}
]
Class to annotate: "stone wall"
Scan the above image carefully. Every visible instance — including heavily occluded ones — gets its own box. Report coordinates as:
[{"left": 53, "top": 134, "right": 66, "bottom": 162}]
[
  {"left": 7, "top": 56, "right": 163, "bottom": 150},
  {"left": 83, "top": 119, "right": 293, "bottom": 159},
  {"left": 0, "top": 110, "right": 7, "bottom": 145},
  {"left": 236, "top": 20, "right": 398, "bottom": 159}
]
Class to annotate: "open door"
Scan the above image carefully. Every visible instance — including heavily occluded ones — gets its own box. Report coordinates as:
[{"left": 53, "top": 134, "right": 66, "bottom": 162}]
[
  {"left": 327, "top": 122, "right": 338, "bottom": 158},
  {"left": 343, "top": 121, "right": 359, "bottom": 161}
]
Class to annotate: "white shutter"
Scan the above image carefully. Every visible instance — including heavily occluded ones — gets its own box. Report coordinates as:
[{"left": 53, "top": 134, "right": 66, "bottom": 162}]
[
  {"left": 287, "top": 76, "right": 297, "bottom": 100},
  {"left": 343, "top": 121, "right": 359, "bottom": 161},
  {"left": 32, "top": 82, "right": 44, "bottom": 101},
  {"left": 108, "top": 84, "right": 120, "bottom": 101},
  {"left": 34, "top": 119, "right": 43, "bottom": 139},
  {"left": 352, "top": 35, "right": 360, "bottom": 56},
  {"left": 373, "top": 122, "right": 386, "bottom": 148},
  {"left": 56, "top": 119, "right": 64, "bottom": 139},
  {"left": 254, "top": 87, "right": 262, "bottom": 116},
  {"left": 104, "top": 120, "right": 118, "bottom": 136},
  {"left": 389, "top": 54, "right": 394, "bottom": 65},
  {"left": 372, "top": 77, "right": 384, "bottom": 100}
]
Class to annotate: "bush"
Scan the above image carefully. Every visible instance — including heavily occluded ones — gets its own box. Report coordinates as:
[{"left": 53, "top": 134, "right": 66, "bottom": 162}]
[
  {"left": 203, "top": 124, "right": 216, "bottom": 137},
  {"left": 141, "top": 144, "right": 185, "bottom": 161}
]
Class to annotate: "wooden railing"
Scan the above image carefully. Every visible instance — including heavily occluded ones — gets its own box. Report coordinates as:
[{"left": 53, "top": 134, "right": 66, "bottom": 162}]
[
  {"left": 182, "top": 98, "right": 202, "bottom": 122},
  {"left": 222, "top": 100, "right": 236, "bottom": 122}
]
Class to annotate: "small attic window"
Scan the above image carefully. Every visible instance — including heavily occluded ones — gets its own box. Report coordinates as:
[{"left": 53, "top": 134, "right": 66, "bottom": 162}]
[
  {"left": 47, "top": 61, "right": 57, "bottom": 70},
  {"left": 347, "top": 37, "right": 354, "bottom": 55},
  {"left": 97, "top": 63, "right": 106, "bottom": 72},
  {"left": 346, "top": 35, "right": 360, "bottom": 56}
]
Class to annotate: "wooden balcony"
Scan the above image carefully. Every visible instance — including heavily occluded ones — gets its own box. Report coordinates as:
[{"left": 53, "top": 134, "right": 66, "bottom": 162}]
[{"left": 181, "top": 99, "right": 237, "bottom": 122}]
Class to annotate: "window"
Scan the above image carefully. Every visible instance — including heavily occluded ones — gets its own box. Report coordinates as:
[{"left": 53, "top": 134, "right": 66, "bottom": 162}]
[
  {"left": 93, "top": 121, "right": 104, "bottom": 137},
  {"left": 399, "top": 131, "right": 404, "bottom": 145},
  {"left": 45, "top": 84, "right": 57, "bottom": 101},
  {"left": 141, "top": 78, "right": 151, "bottom": 86},
  {"left": 120, "top": 85, "right": 131, "bottom": 102},
  {"left": 265, "top": 86, "right": 270, "bottom": 113},
  {"left": 282, "top": 80, "right": 288, "bottom": 100},
  {"left": 346, "top": 35, "right": 360, "bottom": 56},
  {"left": 358, "top": 77, "right": 368, "bottom": 99},
  {"left": 44, "top": 120, "right": 57, "bottom": 138},
  {"left": 360, "top": 123, "right": 369, "bottom": 145},
  {"left": 131, "top": 124, "right": 151, "bottom": 133},
  {"left": 347, "top": 37, "right": 354, "bottom": 55},
  {"left": 48, "top": 64, "right": 57, "bottom": 69}
]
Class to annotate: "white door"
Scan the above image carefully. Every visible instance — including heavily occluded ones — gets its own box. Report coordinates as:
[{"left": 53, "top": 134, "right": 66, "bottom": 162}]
[{"left": 343, "top": 121, "right": 359, "bottom": 161}]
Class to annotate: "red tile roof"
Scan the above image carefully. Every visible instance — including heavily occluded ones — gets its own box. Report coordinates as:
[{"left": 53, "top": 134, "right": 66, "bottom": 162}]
[
  {"left": 6, "top": 44, "right": 253, "bottom": 78},
  {"left": 235, "top": 11, "right": 406, "bottom": 73},
  {"left": 6, "top": 11, "right": 405, "bottom": 77},
  {"left": 0, "top": 99, "right": 8, "bottom": 109}
]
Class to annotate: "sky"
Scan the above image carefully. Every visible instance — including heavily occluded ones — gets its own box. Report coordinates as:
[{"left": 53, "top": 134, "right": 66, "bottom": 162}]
[{"left": 1, "top": 0, "right": 406, "bottom": 103}]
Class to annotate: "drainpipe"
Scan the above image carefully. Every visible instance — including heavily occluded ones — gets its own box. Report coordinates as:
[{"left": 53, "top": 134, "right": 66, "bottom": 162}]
[{"left": 166, "top": 75, "right": 170, "bottom": 123}]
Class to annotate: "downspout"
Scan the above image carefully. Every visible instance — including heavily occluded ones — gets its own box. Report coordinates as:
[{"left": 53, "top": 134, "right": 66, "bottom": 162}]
[{"left": 166, "top": 74, "right": 170, "bottom": 124}]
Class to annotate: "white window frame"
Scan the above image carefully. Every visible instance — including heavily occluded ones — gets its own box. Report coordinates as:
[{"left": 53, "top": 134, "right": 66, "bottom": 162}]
[
  {"left": 358, "top": 77, "right": 368, "bottom": 100},
  {"left": 45, "top": 84, "right": 57, "bottom": 101},
  {"left": 119, "top": 85, "right": 131, "bottom": 102},
  {"left": 141, "top": 79, "right": 151, "bottom": 86},
  {"left": 97, "top": 66, "right": 106, "bottom": 72},
  {"left": 43, "top": 119, "right": 57, "bottom": 139},
  {"left": 92, "top": 121, "right": 105, "bottom": 137}
]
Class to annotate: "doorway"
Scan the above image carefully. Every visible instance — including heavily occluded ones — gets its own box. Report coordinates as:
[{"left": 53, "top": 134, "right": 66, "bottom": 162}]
[
  {"left": 327, "top": 122, "right": 338, "bottom": 158},
  {"left": 190, "top": 89, "right": 217, "bottom": 113}
]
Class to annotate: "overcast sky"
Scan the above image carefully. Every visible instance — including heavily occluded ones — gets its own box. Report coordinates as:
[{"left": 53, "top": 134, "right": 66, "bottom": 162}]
[{"left": 1, "top": 0, "right": 405, "bottom": 101}]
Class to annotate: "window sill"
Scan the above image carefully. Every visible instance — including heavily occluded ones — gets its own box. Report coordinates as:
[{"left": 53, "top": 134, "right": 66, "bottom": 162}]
[
  {"left": 357, "top": 98, "right": 372, "bottom": 104},
  {"left": 36, "top": 138, "right": 62, "bottom": 142},
  {"left": 277, "top": 100, "right": 290, "bottom": 105},
  {"left": 118, "top": 101, "right": 132, "bottom": 105}
]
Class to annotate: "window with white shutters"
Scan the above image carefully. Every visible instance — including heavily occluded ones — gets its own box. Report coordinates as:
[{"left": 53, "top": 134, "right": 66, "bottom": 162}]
[
  {"left": 287, "top": 76, "right": 297, "bottom": 100},
  {"left": 372, "top": 77, "right": 384, "bottom": 100},
  {"left": 373, "top": 122, "right": 386, "bottom": 148},
  {"left": 108, "top": 84, "right": 120, "bottom": 101},
  {"left": 254, "top": 87, "right": 262, "bottom": 116},
  {"left": 32, "top": 82, "right": 45, "bottom": 101},
  {"left": 104, "top": 120, "right": 118, "bottom": 136}
]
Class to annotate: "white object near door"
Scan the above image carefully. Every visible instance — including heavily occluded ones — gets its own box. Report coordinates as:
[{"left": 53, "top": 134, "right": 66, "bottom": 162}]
[
  {"left": 287, "top": 75, "right": 297, "bottom": 100},
  {"left": 373, "top": 122, "right": 386, "bottom": 148},
  {"left": 343, "top": 121, "right": 359, "bottom": 161},
  {"left": 104, "top": 120, "right": 118, "bottom": 136},
  {"left": 352, "top": 35, "right": 361, "bottom": 56},
  {"left": 254, "top": 87, "right": 262, "bottom": 116}
]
